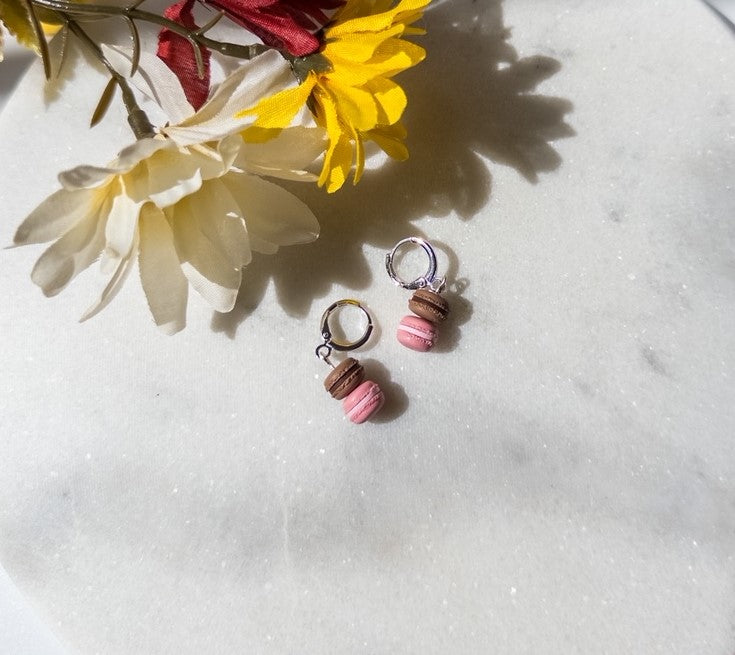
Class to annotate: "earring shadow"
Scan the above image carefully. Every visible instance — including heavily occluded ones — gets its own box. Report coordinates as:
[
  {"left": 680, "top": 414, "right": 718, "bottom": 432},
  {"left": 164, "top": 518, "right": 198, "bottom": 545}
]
[
  {"left": 419, "top": 239, "right": 473, "bottom": 354},
  {"left": 213, "top": 0, "right": 574, "bottom": 337},
  {"left": 361, "top": 357, "right": 409, "bottom": 423}
]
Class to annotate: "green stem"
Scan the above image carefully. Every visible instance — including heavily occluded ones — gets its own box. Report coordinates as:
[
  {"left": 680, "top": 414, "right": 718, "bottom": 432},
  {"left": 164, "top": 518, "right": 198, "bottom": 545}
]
[
  {"left": 64, "top": 17, "right": 155, "bottom": 139},
  {"left": 31, "top": 0, "right": 274, "bottom": 60}
]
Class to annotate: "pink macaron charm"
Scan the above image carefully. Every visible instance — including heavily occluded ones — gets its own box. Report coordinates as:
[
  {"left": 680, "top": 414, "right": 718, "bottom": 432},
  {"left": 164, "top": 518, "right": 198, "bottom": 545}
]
[
  {"left": 397, "top": 314, "right": 438, "bottom": 352},
  {"left": 342, "top": 380, "right": 385, "bottom": 424}
]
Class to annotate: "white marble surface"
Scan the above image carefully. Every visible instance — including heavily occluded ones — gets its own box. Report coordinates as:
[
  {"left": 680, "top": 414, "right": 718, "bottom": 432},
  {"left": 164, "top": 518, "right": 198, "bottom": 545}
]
[
  {"left": 0, "top": 38, "right": 34, "bottom": 113},
  {"left": 1, "top": 1, "right": 734, "bottom": 654},
  {"left": 0, "top": 564, "right": 68, "bottom": 655}
]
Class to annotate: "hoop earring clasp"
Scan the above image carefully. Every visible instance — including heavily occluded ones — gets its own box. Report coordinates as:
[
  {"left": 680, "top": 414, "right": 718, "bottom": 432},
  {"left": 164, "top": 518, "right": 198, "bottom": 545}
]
[
  {"left": 315, "top": 299, "right": 374, "bottom": 366},
  {"left": 385, "top": 236, "right": 445, "bottom": 292}
]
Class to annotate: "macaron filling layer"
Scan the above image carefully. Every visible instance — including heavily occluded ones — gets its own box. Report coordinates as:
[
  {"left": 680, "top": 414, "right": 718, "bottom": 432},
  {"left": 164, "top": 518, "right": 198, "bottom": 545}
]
[{"left": 343, "top": 381, "right": 384, "bottom": 424}]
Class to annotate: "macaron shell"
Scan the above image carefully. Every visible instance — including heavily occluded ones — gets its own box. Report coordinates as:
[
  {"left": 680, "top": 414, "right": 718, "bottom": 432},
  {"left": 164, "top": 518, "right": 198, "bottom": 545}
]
[
  {"left": 409, "top": 289, "right": 450, "bottom": 322},
  {"left": 342, "top": 380, "right": 385, "bottom": 424},
  {"left": 397, "top": 315, "right": 438, "bottom": 352},
  {"left": 323, "top": 357, "right": 364, "bottom": 400}
]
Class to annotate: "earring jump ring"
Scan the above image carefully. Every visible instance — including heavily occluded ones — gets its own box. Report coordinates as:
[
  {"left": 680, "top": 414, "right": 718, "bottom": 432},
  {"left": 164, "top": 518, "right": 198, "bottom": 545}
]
[
  {"left": 385, "top": 236, "right": 438, "bottom": 290},
  {"left": 319, "top": 299, "right": 374, "bottom": 353}
]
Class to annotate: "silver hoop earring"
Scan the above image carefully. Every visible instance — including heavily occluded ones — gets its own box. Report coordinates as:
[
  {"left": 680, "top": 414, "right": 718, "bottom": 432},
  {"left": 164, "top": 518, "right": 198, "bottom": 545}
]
[
  {"left": 315, "top": 299, "right": 384, "bottom": 424},
  {"left": 385, "top": 237, "right": 450, "bottom": 352}
]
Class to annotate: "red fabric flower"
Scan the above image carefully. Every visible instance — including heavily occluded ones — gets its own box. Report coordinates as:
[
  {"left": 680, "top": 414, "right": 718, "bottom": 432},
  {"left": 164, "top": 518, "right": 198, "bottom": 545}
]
[
  {"left": 157, "top": 0, "right": 211, "bottom": 111},
  {"left": 202, "top": 0, "right": 345, "bottom": 56}
]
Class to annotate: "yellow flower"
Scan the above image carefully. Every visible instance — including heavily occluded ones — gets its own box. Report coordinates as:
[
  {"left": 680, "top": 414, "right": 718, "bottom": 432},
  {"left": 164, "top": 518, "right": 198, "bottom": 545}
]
[{"left": 240, "top": 0, "right": 430, "bottom": 193}]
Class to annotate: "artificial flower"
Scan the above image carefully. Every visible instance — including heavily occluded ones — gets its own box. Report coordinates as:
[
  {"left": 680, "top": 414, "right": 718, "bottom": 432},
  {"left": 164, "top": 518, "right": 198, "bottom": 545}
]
[
  {"left": 203, "top": 0, "right": 345, "bottom": 56},
  {"left": 157, "top": 0, "right": 211, "bottom": 111},
  {"left": 240, "top": 0, "right": 430, "bottom": 192},
  {"left": 0, "top": 0, "right": 44, "bottom": 57},
  {"left": 13, "top": 51, "right": 324, "bottom": 334}
]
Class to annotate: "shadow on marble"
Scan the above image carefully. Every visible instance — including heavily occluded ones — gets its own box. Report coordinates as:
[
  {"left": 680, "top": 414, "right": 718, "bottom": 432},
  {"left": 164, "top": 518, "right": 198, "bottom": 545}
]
[
  {"left": 423, "top": 239, "right": 472, "bottom": 354},
  {"left": 212, "top": 0, "right": 574, "bottom": 338},
  {"left": 0, "top": 51, "right": 35, "bottom": 112},
  {"left": 361, "top": 358, "right": 409, "bottom": 423}
]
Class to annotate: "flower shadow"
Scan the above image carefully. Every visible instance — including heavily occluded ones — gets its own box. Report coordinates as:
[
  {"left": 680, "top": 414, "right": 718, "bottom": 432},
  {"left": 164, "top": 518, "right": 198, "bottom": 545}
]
[{"left": 212, "top": 0, "right": 574, "bottom": 337}]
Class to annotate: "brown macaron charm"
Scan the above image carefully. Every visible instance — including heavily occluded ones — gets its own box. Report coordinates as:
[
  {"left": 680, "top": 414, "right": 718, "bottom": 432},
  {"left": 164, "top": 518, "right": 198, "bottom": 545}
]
[
  {"left": 386, "top": 237, "right": 452, "bottom": 352},
  {"left": 408, "top": 288, "right": 450, "bottom": 323},
  {"left": 315, "top": 300, "right": 385, "bottom": 424},
  {"left": 323, "top": 357, "right": 365, "bottom": 400}
]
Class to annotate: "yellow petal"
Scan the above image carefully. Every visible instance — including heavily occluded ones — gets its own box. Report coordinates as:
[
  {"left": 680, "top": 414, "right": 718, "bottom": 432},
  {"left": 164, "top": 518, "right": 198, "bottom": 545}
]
[
  {"left": 314, "top": 86, "right": 353, "bottom": 192},
  {"left": 364, "top": 76, "right": 407, "bottom": 125},
  {"left": 328, "top": 79, "right": 378, "bottom": 131},
  {"left": 369, "top": 38, "right": 426, "bottom": 76},
  {"left": 352, "top": 129, "right": 365, "bottom": 185},
  {"left": 0, "top": 0, "right": 43, "bottom": 55},
  {"left": 324, "top": 24, "right": 405, "bottom": 64},
  {"left": 327, "top": 0, "right": 430, "bottom": 38},
  {"left": 238, "top": 74, "right": 317, "bottom": 129},
  {"left": 368, "top": 123, "right": 409, "bottom": 161}
]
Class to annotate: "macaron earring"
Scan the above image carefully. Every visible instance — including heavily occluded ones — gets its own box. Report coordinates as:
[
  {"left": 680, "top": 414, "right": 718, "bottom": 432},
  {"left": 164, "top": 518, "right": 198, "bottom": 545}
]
[
  {"left": 315, "top": 299, "right": 385, "bottom": 424},
  {"left": 385, "top": 237, "right": 451, "bottom": 352}
]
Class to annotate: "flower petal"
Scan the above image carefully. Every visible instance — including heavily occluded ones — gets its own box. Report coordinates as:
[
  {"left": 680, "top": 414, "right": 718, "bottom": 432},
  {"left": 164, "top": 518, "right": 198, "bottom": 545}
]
[
  {"left": 30, "top": 196, "right": 109, "bottom": 297},
  {"left": 327, "top": 79, "right": 378, "bottom": 131},
  {"left": 221, "top": 173, "right": 319, "bottom": 251},
  {"left": 102, "top": 45, "right": 194, "bottom": 124},
  {"left": 236, "top": 126, "right": 325, "bottom": 179},
  {"left": 368, "top": 122, "right": 409, "bottom": 160},
  {"left": 58, "top": 138, "right": 168, "bottom": 190},
  {"left": 239, "top": 73, "right": 317, "bottom": 130},
  {"left": 138, "top": 204, "right": 188, "bottom": 335},
  {"left": 314, "top": 85, "right": 354, "bottom": 191},
  {"left": 327, "top": 0, "right": 429, "bottom": 38},
  {"left": 80, "top": 227, "right": 139, "bottom": 322},
  {"left": 364, "top": 75, "right": 407, "bottom": 125},
  {"left": 14, "top": 188, "right": 95, "bottom": 246},
  {"left": 167, "top": 50, "right": 295, "bottom": 145},
  {"left": 128, "top": 148, "right": 203, "bottom": 208},
  {"left": 103, "top": 179, "right": 143, "bottom": 263},
  {"left": 168, "top": 180, "right": 246, "bottom": 312},
  {"left": 195, "top": 180, "right": 252, "bottom": 270}
]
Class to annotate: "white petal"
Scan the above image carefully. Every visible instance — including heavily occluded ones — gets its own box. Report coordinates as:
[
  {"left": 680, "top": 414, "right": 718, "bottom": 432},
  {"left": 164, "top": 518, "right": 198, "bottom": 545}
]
[
  {"left": 114, "top": 137, "right": 171, "bottom": 169},
  {"left": 58, "top": 138, "right": 168, "bottom": 190},
  {"left": 165, "top": 51, "right": 294, "bottom": 146},
  {"left": 80, "top": 227, "right": 139, "bottom": 322},
  {"left": 103, "top": 180, "right": 143, "bottom": 262},
  {"left": 138, "top": 204, "right": 188, "bottom": 335},
  {"left": 59, "top": 165, "right": 116, "bottom": 191},
  {"left": 30, "top": 197, "right": 109, "bottom": 296},
  {"left": 194, "top": 179, "right": 252, "bottom": 269},
  {"left": 14, "top": 188, "right": 95, "bottom": 245},
  {"left": 237, "top": 127, "right": 326, "bottom": 178},
  {"left": 169, "top": 181, "right": 247, "bottom": 312},
  {"left": 102, "top": 45, "right": 194, "bottom": 124},
  {"left": 221, "top": 174, "right": 319, "bottom": 252},
  {"left": 241, "top": 165, "right": 318, "bottom": 183},
  {"left": 137, "top": 149, "right": 204, "bottom": 208},
  {"left": 134, "top": 140, "right": 239, "bottom": 208}
]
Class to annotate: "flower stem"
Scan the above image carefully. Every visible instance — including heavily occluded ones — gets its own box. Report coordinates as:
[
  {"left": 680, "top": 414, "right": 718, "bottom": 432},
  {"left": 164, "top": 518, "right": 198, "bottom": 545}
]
[
  {"left": 30, "top": 0, "right": 274, "bottom": 60},
  {"left": 63, "top": 17, "right": 155, "bottom": 139}
]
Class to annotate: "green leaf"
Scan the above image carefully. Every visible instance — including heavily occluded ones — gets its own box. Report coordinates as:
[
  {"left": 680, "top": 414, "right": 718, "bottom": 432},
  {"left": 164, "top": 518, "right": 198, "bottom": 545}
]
[{"left": 90, "top": 76, "right": 117, "bottom": 128}]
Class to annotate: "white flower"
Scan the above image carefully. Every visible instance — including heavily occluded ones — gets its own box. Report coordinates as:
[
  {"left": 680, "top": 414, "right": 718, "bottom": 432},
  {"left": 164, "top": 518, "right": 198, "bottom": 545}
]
[{"left": 14, "top": 50, "right": 325, "bottom": 334}]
